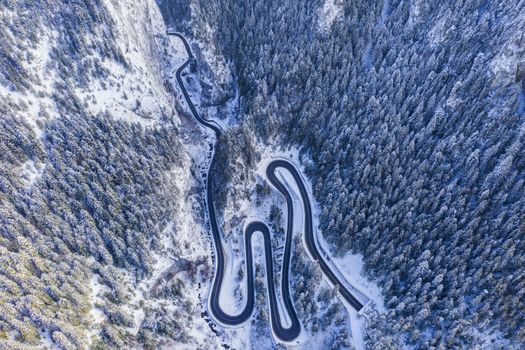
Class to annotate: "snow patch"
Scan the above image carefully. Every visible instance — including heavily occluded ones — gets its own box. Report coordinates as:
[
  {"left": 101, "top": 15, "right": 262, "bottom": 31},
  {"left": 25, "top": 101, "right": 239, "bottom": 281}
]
[
  {"left": 330, "top": 253, "right": 384, "bottom": 312},
  {"left": 0, "top": 28, "right": 58, "bottom": 137},
  {"left": 427, "top": 17, "right": 455, "bottom": 46},
  {"left": 87, "top": 272, "right": 110, "bottom": 345},
  {"left": 318, "top": 0, "right": 343, "bottom": 31},
  {"left": 409, "top": 0, "right": 425, "bottom": 24},
  {"left": 78, "top": 0, "right": 180, "bottom": 125},
  {"left": 489, "top": 7, "right": 525, "bottom": 86},
  {"left": 19, "top": 159, "right": 44, "bottom": 189}
]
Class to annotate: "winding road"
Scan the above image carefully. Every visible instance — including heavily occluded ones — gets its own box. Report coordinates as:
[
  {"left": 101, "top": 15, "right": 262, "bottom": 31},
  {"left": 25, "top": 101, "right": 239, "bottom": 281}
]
[{"left": 168, "top": 32, "right": 364, "bottom": 342}]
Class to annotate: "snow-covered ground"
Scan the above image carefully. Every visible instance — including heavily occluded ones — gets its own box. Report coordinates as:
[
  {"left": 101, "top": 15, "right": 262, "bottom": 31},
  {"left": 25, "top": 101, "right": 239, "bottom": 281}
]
[
  {"left": 74, "top": 0, "right": 179, "bottom": 126},
  {"left": 153, "top": 138, "right": 362, "bottom": 347},
  {"left": 162, "top": 29, "right": 254, "bottom": 347},
  {"left": 318, "top": 0, "right": 343, "bottom": 31},
  {"left": 185, "top": 132, "right": 253, "bottom": 349},
  {"left": 132, "top": 145, "right": 221, "bottom": 348},
  {"left": 90, "top": 5, "right": 385, "bottom": 347},
  {"left": 19, "top": 159, "right": 45, "bottom": 189},
  {"left": 81, "top": 140, "right": 223, "bottom": 348},
  {"left": 198, "top": 142, "right": 368, "bottom": 348},
  {"left": 86, "top": 271, "right": 110, "bottom": 346},
  {"left": 1, "top": 0, "right": 183, "bottom": 135},
  {"left": 490, "top": 5, "right": 525, "bottom": 87},
  {"left": 0, "top": 24, "right": 58, "bottom": 137}
]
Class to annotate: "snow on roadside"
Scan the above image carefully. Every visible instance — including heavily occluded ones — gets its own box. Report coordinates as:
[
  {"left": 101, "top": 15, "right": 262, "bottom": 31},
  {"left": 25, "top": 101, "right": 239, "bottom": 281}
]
[
  {"left": 136, "top": 156, "right": 216, "bottom": 339},
  {"left": 178, "top": 129, "right": 253, "bottom": 348},
  {"left": 257, "top": 147, "right": 382, "bottom": 306},
  {"left": 330, "top": 253, "right": 385, "bottom": 312},
  {"left": 164, "top": 5, "right": 238, "bottom": 129}
]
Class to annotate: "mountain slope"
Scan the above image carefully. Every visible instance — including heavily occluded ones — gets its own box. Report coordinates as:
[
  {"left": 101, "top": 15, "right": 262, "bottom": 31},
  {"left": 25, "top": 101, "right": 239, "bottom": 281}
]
[{"left": 0, "top": 1, "right": 217, "bottom": 348}]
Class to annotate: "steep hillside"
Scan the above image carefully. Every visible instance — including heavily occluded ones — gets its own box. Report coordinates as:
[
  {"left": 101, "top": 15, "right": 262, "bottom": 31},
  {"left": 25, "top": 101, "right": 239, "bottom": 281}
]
[{"left": 0, "top": 1, "right": 217, "bottom": 348}]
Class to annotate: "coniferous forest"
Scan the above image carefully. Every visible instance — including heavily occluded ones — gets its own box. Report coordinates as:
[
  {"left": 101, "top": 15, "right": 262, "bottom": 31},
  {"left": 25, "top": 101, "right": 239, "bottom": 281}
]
[{"left": 2, "top": 0, "right": 525, "bottom": 349}]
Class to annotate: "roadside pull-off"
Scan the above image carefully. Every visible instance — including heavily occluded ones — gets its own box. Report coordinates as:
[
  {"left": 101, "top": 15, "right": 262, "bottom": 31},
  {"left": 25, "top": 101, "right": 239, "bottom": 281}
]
[{"left": 168, "top": 32, "right": 364, "bottom": 342}]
